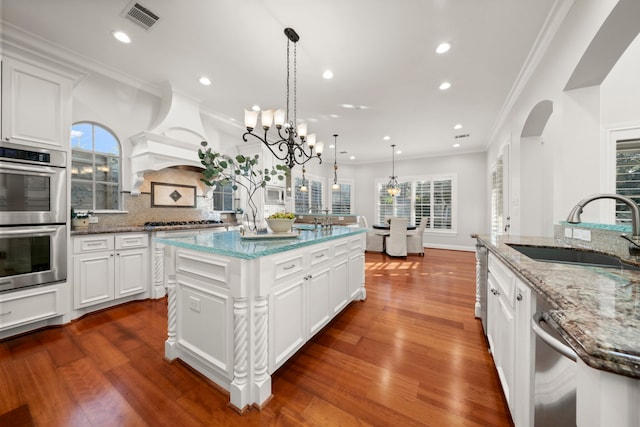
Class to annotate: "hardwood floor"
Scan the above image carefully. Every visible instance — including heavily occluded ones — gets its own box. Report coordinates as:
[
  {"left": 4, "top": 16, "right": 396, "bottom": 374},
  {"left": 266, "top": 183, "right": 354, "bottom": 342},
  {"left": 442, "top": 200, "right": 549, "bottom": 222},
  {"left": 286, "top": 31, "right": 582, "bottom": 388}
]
[{"left": 0, "top": 249, "right": 512, "bottom": 426}]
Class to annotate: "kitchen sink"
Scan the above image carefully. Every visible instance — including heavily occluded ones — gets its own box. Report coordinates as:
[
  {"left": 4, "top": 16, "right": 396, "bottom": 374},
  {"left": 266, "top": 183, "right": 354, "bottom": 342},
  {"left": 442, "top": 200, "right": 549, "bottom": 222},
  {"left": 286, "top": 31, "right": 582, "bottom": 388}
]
[{"left": 507, "top": 244, "right": 640, "bottom": 271}]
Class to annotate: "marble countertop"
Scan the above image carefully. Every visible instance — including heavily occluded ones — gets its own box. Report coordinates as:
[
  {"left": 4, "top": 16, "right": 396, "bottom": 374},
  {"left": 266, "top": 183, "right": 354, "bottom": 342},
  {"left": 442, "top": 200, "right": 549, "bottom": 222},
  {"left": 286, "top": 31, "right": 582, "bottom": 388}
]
[
  {"left": 476, "top": 234, "right": 640, "bottom": 379},
  {"left": 70, "top": 223, "right": 231, "bottom": 235},
  {"left": 155, "top": 226, "right": 366, "bottom": 260}
]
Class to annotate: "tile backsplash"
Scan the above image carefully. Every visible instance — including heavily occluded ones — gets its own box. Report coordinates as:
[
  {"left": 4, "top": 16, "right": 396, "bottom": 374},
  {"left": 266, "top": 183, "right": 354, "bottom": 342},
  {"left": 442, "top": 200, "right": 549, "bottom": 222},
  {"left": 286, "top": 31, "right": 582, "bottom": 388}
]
[{"left": 85, "top": 167, "right": 235, "bottom": 227}]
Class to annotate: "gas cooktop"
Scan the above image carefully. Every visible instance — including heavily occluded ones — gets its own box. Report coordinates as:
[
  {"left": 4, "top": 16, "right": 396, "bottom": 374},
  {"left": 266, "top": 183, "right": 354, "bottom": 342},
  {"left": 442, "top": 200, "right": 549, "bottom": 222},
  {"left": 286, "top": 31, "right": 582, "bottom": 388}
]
[{"left": 144, "top": 220, "right": 224, "bottom": 227}]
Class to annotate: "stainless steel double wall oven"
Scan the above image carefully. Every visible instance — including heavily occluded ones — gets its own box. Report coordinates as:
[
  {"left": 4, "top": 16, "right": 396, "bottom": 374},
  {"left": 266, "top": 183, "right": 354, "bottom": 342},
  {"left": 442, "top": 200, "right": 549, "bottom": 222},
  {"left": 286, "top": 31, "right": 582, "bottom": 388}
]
[{"left": 0, "top": 142, "right": 67, "bottom": 291}]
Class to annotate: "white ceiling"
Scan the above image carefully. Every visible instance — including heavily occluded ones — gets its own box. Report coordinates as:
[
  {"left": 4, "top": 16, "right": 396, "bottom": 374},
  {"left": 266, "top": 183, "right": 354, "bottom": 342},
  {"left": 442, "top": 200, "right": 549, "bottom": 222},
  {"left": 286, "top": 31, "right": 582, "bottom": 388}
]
[{"left": 1, "top": 0, "right": 556, "bottom": 163}]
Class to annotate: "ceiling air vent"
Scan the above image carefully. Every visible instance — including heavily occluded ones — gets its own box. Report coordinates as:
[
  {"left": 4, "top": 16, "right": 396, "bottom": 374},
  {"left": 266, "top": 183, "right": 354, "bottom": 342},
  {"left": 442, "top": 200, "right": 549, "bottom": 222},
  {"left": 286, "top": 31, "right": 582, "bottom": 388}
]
[
  {"left": 454, "top": 133, "right": 470, "bottom": 139},
  {"left": 123, "top": 2, "right": 159, "bottom": 30}
]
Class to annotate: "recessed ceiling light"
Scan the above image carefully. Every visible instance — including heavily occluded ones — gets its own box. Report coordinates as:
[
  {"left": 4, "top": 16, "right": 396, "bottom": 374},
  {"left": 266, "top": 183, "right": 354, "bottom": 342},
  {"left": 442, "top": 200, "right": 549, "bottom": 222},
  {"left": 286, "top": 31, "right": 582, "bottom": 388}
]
[
  {"left": 439, "top": 82, "right": 451, "bottom": 90},
  {"left": 330, "top": 114, "right": 339, "bottom": 119},
  {"left": 454, "top": 123, "right": 463, "bottom": 130},
  {"left": 396, "top": 150, "right": 402, "bottom": 154},
  {"left": 251, "top": 105, "right": 260, "bottom": 111},
  {"left": 350, "top": 156, "right": 355, "bottom": 160},
  {"left": 329, "top": 144, "right": 335, "bottom": 149},
  {"left": 112, "top": 31, "right": 131, "bottom": 44},
  {"left": 323, "top": 70, "right": 334, "bottom": 79},
  {"left": 383, "top": 136, "right": 391, "bottom": 140},
  {"left": 199, "top": 76, "right": 211, "bottom": 86},
  {"left": 436, "top": 42, "right": 451, "bottom": 54},
  {"left": 453, "top": 143, "right": 461, "bottom": 148}
]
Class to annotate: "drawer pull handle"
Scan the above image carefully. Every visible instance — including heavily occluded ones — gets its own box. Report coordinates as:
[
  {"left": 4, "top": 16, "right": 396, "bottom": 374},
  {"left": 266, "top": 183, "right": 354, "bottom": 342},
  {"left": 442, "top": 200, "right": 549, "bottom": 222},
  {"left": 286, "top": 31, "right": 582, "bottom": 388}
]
[
  {"left": 0, "top": 311, "right": 11, "bottom": 317},
  {"left": 283, "top": 264, "right": 296, "bottom": 270},
  {"left": 87, "top": 242, "right": 105, "bottom": 246},
  {"left": 315, "top": 254, "right": 325, "bottom": 258}
]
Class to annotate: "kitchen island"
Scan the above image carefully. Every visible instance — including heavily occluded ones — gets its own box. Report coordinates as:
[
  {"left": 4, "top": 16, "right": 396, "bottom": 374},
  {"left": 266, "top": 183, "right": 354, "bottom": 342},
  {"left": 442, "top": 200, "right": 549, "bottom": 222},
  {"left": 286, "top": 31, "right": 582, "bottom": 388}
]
[
  {"left": 156, "top": 227, "right": 366, "bottom": 413},
  {"left": 475, "top": 233, "right": 640, "bottom": 427}
]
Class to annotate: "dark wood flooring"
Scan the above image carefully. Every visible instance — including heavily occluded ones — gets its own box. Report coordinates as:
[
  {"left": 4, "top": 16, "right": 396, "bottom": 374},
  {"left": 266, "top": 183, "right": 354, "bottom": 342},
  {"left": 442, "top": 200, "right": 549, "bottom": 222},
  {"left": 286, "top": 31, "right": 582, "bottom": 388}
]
[{"left": 0, "top": 249, "right": 512, "bottom": 426}]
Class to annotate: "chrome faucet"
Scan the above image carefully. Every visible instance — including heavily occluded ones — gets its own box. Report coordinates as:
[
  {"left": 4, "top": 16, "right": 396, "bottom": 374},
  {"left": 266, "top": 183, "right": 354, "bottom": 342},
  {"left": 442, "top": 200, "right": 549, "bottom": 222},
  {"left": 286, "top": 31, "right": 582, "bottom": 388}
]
[{"left": 567, "top": 193, "right": 640, "bottom": 255}]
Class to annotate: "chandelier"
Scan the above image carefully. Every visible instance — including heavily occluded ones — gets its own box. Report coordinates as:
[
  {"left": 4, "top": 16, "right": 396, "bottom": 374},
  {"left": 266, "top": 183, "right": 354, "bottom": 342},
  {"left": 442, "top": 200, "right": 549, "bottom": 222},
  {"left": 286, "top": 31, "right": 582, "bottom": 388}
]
[
  {"left": 386, "top": 144, "right": 401, "bottom": 196},
  {"left": 331, "top": 134, "right": 340, "bottom": 190},
  {"left": 242, "top": 27, "right": 323, "bottom": 169}
]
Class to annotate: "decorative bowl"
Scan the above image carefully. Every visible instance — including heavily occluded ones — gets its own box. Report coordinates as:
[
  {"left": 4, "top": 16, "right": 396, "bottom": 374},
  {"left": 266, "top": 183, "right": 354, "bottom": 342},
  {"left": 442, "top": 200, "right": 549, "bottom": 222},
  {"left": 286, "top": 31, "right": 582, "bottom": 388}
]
[{"left": 266, "top": 218, "right": 295, "bottom": 233}]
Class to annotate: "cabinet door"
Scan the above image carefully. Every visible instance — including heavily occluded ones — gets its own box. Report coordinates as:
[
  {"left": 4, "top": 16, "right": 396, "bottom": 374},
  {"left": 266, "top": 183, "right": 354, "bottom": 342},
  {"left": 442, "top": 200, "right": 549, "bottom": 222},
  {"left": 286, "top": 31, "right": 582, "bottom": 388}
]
[
  {"left": 330, "top": 258, "right": 349, "bottom": 314},
  {"left": 74, "top": 252, "right": 115, "bottom": 308},
  {"left": 514, "top": 280, "right": 534, "bottom": 427},
  {"left": 347, "top": 252, "right": 364, "bottom": 299},
  {"left": 116, "top": 248, "right": 148, "bottom": 298},
  {"left": 269, "top": 276, "right": 306, "bottom": 370},
  {"left": 496, "top": 293, "right": 515, "bottom": 410},
  {"left": 1, "top": 58, "right": 71, "bottom": 148},
  {"left": 308, "top": 267, "right": 331, "bottom": 336}
]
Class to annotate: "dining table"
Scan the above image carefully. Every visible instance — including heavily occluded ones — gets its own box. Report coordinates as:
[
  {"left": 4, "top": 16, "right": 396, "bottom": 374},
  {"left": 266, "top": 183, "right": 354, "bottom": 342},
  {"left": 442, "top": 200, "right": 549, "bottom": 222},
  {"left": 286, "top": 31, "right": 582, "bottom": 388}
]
[{"left": 372, "top": 223, "right": 417, "bottom": 230}]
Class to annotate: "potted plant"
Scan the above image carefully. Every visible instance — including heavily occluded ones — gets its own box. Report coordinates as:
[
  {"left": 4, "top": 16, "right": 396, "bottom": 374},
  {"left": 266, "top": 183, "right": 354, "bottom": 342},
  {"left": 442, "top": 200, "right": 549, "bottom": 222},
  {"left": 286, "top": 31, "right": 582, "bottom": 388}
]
[
  {"left": 198, "top": 141, "right": 288, "bottom": 232},
  {"left": 71, "top": 207, "right": 91, "bottom": 229}
]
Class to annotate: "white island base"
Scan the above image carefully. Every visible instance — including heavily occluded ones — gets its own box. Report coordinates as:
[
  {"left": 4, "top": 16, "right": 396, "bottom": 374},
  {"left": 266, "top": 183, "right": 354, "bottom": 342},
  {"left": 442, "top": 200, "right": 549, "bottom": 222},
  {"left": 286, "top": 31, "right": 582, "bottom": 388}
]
[{"left": 159, "top": 229, "right": 366, "bottom": 413}]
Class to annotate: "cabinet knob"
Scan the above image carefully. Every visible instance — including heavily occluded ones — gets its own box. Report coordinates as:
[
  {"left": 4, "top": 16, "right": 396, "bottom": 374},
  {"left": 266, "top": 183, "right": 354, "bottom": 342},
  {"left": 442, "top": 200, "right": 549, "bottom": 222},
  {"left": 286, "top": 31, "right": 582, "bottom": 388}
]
[
  {"left": 4, "top": 137, "right": 9, "bottom": 141},
  {"left": 516, "top": 294, "right": 523, "bottom": 301}
]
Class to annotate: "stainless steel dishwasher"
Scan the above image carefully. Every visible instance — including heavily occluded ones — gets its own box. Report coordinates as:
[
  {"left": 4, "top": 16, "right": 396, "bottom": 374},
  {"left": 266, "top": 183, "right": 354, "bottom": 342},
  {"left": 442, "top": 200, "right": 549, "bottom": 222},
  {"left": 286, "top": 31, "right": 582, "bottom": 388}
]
[{"left": 531, "top": 296, "right": 577, "bottom": 427}]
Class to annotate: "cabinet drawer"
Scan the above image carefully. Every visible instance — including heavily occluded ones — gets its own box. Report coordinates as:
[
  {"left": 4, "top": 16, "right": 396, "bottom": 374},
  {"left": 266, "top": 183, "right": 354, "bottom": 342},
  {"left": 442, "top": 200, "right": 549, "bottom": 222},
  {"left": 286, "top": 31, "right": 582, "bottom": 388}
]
[
  {"left": 274, "top": 255, "right": 304, "bottom": 281},
  {"left": 488, "top": 253, "right": 515, "bottom": 305},
  {"left": 73, "top": 235, "right": 114, "bottom": 254},
  {"left": 116, "top": 233, "right": 148, "bottom": 250},
  {"left": 0, "top": 287, "right": 60, "bottom": 330},
  {"left": 310, "top": 246, "right": 331, "bottom": 266},
  {"left": 334, "top": 241, "right": 349, "bottom": 257}
]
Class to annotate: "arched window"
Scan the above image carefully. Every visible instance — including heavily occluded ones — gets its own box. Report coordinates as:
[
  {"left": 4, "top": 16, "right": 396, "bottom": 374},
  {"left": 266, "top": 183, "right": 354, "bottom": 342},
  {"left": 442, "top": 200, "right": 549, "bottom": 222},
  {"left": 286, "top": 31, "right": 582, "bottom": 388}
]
[{"left": 70, "top": 122, "right": 121, "bottom": 211}]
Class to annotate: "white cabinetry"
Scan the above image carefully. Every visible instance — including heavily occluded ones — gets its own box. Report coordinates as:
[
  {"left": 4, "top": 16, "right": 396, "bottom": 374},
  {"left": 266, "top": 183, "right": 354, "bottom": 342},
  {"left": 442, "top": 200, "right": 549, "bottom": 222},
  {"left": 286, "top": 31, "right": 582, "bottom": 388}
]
[
  {"left": 1, "top": 57, "right": 72, "bottom": 149},
  {"left": 487, "top": 253, "right": 535, "bottom": 427},
  {"left": 0, "top": 284, "right": 64, "bottom": 333},
  {"left": 73, "top": 233, "right": 149, "bottom": 310}
]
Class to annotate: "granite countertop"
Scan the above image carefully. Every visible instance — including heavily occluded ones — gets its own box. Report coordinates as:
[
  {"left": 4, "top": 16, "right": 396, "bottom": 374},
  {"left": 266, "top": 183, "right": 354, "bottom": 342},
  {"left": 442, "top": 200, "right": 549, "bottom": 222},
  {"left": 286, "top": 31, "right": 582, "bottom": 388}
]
[
  {"left": 70, "top": 223, "right": 232, "bottom": 236},
  {"left": 155, "top": 226, "right": 366, "bottom": 260},
  {"left": 476, "top": 234, "right": 640, "bottom": 379}
]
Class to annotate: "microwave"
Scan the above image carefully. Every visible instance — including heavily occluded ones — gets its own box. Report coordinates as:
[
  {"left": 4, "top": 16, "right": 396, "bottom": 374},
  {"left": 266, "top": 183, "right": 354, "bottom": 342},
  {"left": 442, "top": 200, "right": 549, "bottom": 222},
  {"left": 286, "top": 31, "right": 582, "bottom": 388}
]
[{"left": 265, "top": 186, "right": 285, "bottom": 205}]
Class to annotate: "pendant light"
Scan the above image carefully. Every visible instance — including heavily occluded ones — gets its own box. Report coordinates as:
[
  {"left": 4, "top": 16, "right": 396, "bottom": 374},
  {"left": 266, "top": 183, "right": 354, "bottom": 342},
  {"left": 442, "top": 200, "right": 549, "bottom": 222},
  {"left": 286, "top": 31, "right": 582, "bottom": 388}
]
[
  {"left": 386, "top": 144, "right": 401, "bottom": 196},
  {"left": 242, "top": 28, "right": 324, "bottom": 168},
  {"left": 331, "top": 134, "right": 340, "bottom": 190}
]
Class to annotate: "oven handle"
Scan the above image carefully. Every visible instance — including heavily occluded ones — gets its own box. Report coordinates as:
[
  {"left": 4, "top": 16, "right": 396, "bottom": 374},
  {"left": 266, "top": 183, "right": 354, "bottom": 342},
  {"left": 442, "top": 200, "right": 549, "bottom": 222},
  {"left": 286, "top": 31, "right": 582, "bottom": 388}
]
[
  {"left": 531, "top": 312, "right": 577, "bottom": 362},
  {"left": 0, "top": 162, "right": 61, "bottom": 175},
  {"left": 1, "top": 227, "right": 60, "bottom": 235}
]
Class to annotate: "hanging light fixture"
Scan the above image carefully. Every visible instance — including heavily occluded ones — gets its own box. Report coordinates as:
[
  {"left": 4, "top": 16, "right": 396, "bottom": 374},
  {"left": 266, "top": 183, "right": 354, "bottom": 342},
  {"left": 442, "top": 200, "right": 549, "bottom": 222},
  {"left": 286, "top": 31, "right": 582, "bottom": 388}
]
[
  {"left": 300, "top": 166, "right": 308, "bottom": 192},
  {"left": 242, "top": 27, "right": 324, "bottom": 169},
  {"left": 331, "top": 134, "right": 340, "bottom": 190},
  {"left": 386, "top": 144, "right": 401, "bottom": 196}
]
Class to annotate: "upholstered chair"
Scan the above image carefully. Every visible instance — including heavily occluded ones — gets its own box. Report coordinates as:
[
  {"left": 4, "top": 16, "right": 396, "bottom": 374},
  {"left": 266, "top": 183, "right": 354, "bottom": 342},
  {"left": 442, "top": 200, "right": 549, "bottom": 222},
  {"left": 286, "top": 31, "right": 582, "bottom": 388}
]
[
  {"left": 407, "top": 217, "right": 428, "bottom": 256},
  {"left": 385, "top": 217, "right": 408, "bottom": 257}
]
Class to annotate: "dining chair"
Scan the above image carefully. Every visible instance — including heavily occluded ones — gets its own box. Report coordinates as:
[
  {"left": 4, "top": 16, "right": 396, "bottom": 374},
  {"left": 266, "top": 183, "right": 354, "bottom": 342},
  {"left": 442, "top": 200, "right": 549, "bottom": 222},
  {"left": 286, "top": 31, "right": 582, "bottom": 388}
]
[
  {"left": 407, "top": 216, "right": 429, "bottom": 256},
  {"left": 384, "top": 217, "right": 408, "bottom": 257},
  {"left": 363, "top": 216, "right": 386, "bottom": 252}
]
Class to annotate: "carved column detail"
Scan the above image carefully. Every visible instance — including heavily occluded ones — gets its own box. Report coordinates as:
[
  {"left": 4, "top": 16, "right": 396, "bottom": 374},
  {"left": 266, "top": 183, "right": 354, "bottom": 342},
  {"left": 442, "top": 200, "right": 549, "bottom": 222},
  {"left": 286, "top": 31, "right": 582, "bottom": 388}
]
[
  {"left": 153, "top": 248, "right": 164, "bottom": 284},
  {"left": 475, "top": 243, "right": 487, "bottom": 319},
  {"left": 166, "top": 279, "right": 177, "bottom": 343},
  {"left": 233, "top": 298, "right": 249, "bottom": 387},
  {"left": 253, "top": 296, "right": 269, "bottom": 383}
]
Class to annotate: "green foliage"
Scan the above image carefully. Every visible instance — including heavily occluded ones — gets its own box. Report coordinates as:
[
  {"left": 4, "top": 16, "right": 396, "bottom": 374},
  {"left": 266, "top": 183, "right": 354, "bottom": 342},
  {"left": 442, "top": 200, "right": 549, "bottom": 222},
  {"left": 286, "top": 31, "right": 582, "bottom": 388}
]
[{"left": 198, "top": 141, "right": 289, "bottom": 228}]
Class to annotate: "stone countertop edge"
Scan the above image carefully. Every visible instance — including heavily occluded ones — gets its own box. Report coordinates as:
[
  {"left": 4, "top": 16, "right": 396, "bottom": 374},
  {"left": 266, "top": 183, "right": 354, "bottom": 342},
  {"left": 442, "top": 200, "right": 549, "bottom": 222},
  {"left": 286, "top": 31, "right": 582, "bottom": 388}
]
[
  {"left": 474, "top": 234, "right": 640, "bottom": 380},
  {"left": 70, "top": 223, "right": 232, "bottom": 235},
  {"left": 155, "top": 227, "right": 366, "bottom": 260}
]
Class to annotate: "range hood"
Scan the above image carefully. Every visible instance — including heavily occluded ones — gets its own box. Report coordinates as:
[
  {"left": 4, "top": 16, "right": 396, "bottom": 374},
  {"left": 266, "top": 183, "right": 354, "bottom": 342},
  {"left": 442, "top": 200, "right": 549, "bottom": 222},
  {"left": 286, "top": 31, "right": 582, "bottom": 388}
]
[{"left": 129, "top": 84, "right": 216, "bottom": 194}]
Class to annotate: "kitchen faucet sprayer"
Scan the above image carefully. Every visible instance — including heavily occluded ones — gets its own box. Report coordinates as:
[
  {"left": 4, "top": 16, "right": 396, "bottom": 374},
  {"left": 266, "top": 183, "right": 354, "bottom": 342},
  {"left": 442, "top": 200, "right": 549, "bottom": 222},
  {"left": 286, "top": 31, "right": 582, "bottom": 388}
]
[{"left": 567, "top": 193, "right": 640, "bottom": 255}]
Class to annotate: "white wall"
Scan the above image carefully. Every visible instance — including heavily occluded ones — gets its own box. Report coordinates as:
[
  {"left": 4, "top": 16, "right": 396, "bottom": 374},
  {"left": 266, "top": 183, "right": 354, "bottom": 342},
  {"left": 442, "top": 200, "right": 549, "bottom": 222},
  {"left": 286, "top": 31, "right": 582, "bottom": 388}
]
[{"left": 485, "top": 0, "right": 640, "bottom": 235}]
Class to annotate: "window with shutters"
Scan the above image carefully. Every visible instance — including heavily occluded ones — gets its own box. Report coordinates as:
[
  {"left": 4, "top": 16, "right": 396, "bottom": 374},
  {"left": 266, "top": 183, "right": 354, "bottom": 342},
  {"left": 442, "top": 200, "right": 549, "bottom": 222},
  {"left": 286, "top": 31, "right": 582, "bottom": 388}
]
[
  {"left": 331, "top": 182, "right": 352, "bottom": 214},
  {"left": 70, "top": 122, "right": 121, "bottom": 211},
  {"left": 375, "top": 175, "right": 456, "bottom": 231},
  {"left": 294, "top": 174, "right": 324, "bottom": 214},
  {"left": 616, "top": 139, "right": 640, "bottom": 224}
]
